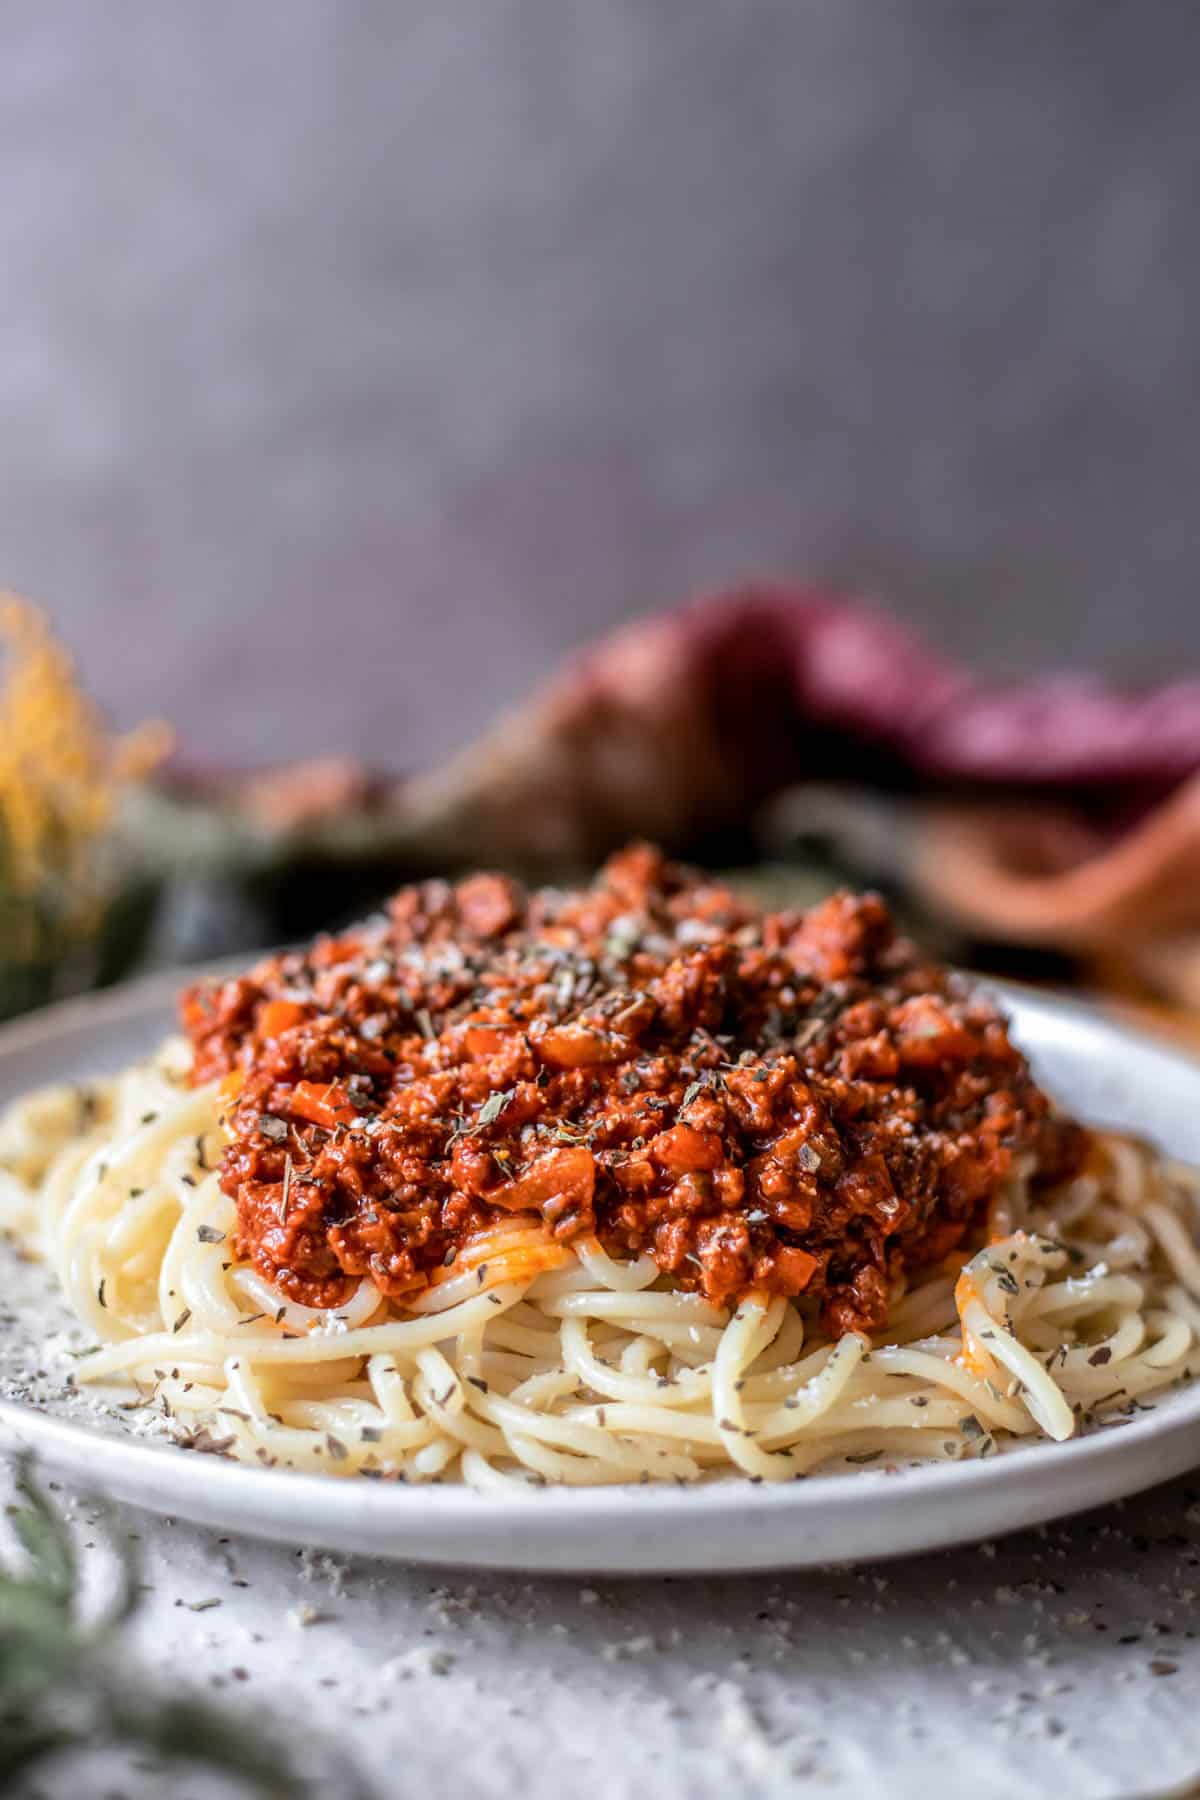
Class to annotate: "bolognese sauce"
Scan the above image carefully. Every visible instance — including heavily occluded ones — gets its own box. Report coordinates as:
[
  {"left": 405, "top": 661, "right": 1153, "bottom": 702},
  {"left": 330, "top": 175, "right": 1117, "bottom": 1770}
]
[{"left": 180, "top": 844, "right": 1083, "bottom": 1335}]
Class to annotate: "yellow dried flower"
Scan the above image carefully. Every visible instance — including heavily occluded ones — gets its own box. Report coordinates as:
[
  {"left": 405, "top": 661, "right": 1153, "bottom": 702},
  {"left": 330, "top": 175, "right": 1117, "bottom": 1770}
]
[{"left": 0, "top": 596, "right": 170, "bottom": 935}]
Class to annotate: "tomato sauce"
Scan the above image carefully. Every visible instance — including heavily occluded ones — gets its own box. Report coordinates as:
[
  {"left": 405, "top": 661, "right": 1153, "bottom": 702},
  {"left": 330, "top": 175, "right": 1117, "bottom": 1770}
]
[{"left": 180, "top": 844, "right": 1083, "bottom": 1334}]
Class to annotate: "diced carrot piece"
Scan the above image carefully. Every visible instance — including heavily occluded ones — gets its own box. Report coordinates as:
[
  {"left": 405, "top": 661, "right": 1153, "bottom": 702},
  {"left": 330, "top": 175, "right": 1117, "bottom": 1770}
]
[
  {"left": 773, "top": 1246, "right": 819, "bottom": 1292},
  {"left": 487, "top": 1147, "right": 595, "bottom": 1214},
  {"left": 486, "top": 1245, "right": 574, "bottom": 1284},
  {"left": 537, "top": 1024, "right": 626, "bottom": 1067},
  {"left": 954, "top": 1268, "right": 991, "bottom": 1375},
  {"left": 218, "top": 1070, "right": 244, "bottom": 1105},
  {"left": 648, "top": 1125, "right": 724, "bottom": 1174},
  {"left": 289, "top": 1080, "right": 357, "bottom": 1129},
  {"left": 893, "top": 996, "right": 978, "bottom": 1067},
  {"left": 429, "top": 1231, "right": 570, "bottom": 1288},
  {"left": 180, "top": 992, "right": 214, "bottom": 1033},
  {"left": 258, "top": 999, "right": 308, "bottom": 1039}
]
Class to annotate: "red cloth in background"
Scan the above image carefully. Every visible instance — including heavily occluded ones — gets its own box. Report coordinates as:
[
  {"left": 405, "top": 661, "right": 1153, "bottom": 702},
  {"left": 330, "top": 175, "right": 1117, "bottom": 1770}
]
[
  {"left": 637, "top": 590, "right": 1200, "bottom": 799},
  {"left": 228, "top": 588, "right": 1200, "bottom": 998}
]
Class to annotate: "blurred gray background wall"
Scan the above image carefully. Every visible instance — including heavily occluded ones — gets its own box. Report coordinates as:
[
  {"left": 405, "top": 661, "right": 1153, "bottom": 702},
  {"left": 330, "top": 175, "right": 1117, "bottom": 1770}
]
[{"left": 2, "top": 1, "right": 1198, "bottom": 768}]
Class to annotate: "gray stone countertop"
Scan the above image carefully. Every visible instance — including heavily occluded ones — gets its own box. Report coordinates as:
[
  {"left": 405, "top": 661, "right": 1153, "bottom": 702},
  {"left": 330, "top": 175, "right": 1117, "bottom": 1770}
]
[{"left": 17, "top": 1468, "right": 1200, "bottom": 1799}]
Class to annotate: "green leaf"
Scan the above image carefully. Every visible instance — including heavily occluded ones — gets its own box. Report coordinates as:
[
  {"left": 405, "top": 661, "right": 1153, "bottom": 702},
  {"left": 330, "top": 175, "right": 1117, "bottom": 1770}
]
[
  {"left": 475, "top": 1088, "right": 513, "bottom": 1129},
  {"left": 9, "top": 1454, "right": 74, "bottom": 1611},
  {"left": 0, "top": 1454, "right": 334, "bottom": 1795}
]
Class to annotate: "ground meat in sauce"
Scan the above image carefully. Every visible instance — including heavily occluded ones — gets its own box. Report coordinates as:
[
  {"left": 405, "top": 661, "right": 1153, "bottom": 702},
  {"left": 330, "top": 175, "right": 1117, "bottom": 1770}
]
[{"left": 179, "top": 843, "right": 1085, "bottom": 1336}]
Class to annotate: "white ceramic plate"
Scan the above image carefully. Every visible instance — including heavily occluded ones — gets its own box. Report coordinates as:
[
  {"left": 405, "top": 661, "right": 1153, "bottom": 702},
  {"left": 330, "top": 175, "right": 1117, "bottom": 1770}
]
[{"left": 0, "top": 969, "right": 1197, "bottom": 1573}]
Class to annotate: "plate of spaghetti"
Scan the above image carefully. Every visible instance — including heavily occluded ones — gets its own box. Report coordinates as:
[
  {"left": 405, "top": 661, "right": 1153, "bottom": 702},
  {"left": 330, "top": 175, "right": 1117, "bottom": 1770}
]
[{"left": 0, "top": 842, "right": 1199, "bottom": 1572}]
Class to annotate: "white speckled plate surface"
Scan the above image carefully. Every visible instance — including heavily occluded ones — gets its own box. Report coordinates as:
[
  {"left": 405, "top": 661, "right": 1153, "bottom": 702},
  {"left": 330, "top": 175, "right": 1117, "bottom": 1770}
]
[{"left": 0, "top": 970, "right": 1198, "bottom": 1574}]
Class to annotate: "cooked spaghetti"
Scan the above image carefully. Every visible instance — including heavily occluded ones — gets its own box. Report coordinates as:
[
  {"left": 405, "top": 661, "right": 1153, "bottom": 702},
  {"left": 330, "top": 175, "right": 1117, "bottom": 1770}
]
[{"left": 2, "top": 845, "right": 1199, "bottom": 1488}]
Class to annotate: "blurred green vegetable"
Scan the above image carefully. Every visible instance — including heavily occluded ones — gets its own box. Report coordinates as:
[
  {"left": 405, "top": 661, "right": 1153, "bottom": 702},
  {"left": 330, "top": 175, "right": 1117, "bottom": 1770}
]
[{"left": 0, "top": 1454, "right": 314, "bottom": 1795}]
